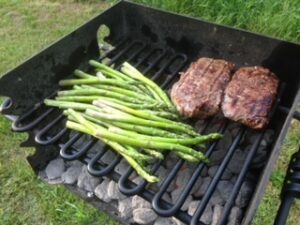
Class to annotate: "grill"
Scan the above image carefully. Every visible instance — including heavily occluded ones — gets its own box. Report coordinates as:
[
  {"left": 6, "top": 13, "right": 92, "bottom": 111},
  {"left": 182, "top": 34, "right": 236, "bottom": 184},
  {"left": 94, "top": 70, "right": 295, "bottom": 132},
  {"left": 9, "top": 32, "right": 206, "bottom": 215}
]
[{"left": 1, "top": 2, "right": 300, "bottom": 225}]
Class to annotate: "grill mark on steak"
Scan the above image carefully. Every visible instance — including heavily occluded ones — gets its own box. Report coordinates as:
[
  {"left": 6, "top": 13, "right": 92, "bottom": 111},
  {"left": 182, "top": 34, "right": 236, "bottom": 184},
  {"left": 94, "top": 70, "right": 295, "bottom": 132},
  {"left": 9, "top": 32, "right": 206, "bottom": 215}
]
[
  {"left": 222, "top": 66, "right": 279, "bottom": 129},
  {"left": 170, "top": 57, "right": 235, "bottom": 119}
]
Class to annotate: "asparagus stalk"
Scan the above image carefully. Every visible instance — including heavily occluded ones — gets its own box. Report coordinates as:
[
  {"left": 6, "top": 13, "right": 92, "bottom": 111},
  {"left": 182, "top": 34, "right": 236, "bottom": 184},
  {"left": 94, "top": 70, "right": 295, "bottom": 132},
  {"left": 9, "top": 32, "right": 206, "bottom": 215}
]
[
  {"left": 66, "top": 120, "right": 159, "bottom": 183},
  {"left": 93, "top": 100, "right": 196, "bottom": 131},
  {"left": 121, "top": 62, "right": 175, "bottom": 109},
  {"left": 82, "top": 113, "right": 184, "bottom": 138},
  {"left": 108, "top": 126, "right": 221, "bottom": 146},
  {"left": 89, "top": 60, "right": 160, "bottom": 98},
  {"left": 70, "top": 109, "right": 207, "bottom": 162},
  {"left": 57, "top": 89, "right": 145, "bottom": 104},
  {"left": 93, "top": 100, "right": 175, "bottom": 123},
  {"left": 60, "top": 76, "right": 142, "bottom": 90},
  {"left": 85, "top": 108, "right": 198, "bottom": 136},
  {"left": 89, "top": 60, "right": 132, "bottom": 81},
  {"left": 74, "top": 69, "right": 96, "bottom": 79},
  {"left": 140, "top": 110, "right": 180, "bottom": 120},
  {"left": 81, "top": 84, "right": 156, "bottom": 102},
  {"left": 44, "top": 99, "right": 102, "bottom": 112},
  {"left": 142, "top": 149, "right": 164, "bottom": 160},
  {"left": 56, "top": 96, "right": 162, "bottom": 109}
]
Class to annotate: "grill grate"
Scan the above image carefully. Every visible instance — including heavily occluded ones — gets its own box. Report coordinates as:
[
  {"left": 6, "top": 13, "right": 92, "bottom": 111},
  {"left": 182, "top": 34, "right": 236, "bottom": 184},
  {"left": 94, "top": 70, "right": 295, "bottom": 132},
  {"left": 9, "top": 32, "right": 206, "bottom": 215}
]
[{"left": 2, "top": 38, "right": 287, "bottom": 225}]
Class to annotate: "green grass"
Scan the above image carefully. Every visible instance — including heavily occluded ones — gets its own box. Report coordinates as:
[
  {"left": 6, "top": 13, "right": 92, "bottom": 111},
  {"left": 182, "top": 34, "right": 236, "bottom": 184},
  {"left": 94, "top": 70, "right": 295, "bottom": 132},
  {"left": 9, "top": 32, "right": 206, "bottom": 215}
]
[
  {"left": 131, "top": 0, "right": 300, "bottom": 43},
  {"left": 0, "top": 1, "right": 118, "bottom": 224},
  {"left": 0, "top": 0, "right": 299, "bottom": 225}
]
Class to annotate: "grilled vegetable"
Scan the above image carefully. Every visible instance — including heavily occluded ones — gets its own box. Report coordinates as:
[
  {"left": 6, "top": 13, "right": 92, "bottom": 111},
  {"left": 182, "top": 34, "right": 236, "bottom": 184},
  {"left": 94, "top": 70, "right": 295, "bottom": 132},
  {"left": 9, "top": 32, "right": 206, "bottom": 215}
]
[{"left": 45, "top": 61, "right": 222, "bottom": 183}]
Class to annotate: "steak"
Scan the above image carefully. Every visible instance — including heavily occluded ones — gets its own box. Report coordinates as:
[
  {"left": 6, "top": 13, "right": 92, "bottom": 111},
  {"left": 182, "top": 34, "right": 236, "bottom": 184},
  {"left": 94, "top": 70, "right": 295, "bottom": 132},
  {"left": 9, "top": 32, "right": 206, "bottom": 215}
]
[
  {"left": 222, "top": 66, "right": 279, "bottom": 129},
  {"left": 170, "top": 57, "right": 235, "bottom": 119}
]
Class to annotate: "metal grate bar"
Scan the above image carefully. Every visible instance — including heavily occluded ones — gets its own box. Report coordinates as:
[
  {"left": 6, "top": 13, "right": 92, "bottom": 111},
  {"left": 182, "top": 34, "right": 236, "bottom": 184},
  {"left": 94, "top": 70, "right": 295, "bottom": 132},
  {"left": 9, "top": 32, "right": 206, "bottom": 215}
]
[
  {"left": 217, "top": 131, "right": 265, "bottom": 225},
  {"left": 98, "top": 38, "right": 127, "bottom": 61},
  {"left": 60, "top": 133, "right": 83, "bottom": 160},
  {"left": 12, "top": 107, "right": 55, "bottom": 132},
  {"left": 35, "top": 114, "right": 67, "bottom": 145},
  {"left": 134, "top": 48, "right": 165, "bottom": 68},
  {"left": 107, "top": 40, "right": 145, "bottom": 67},
  {"left": 152, "top": 120, "right": 228, "bottom": 217},
  {"left": 191, "top": 128, "right": 246, "bottom": 225},
  {"left": 61, "top": 137, "right": 97, "bottom": 161},
  {"left": 88, "top": 149, "right": 122, "bottom": 176}
]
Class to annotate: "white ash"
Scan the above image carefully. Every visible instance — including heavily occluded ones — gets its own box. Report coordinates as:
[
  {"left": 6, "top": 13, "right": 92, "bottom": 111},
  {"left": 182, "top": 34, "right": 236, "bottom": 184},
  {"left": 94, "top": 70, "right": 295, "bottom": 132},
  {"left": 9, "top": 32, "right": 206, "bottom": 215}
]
[
  {"left": 118, "top": 198, "right": 133, "bottom": 220},
  {"left": 211, "top": 204, "right": 223, "bottom": 225},
  {"left": 61, "top": 164, "right": 82, "bottom": 185},
  {"left": 77, "top": 166, "right": 101, "bottom": 192},
  {"left": 132, "top": 195, "right": 151, "bottom": 209},
  {"left": 187, "top": 200, "right": 200, "bottom": 216},
  {"left": 172, "top": 217, "right": 185, "bottom": 225},
  {"left": 45, "top": 158, "right": 65, "bottom": 180},
  {"left": 133, "top": 208, "right": 158, "bottom": 225},
  {"left": 188, "top": 201, "right": 213, "bottom": 225},
  {"left": 94, "top": 179, "right": 111, "bottom": 203},
  {"left": 107, "top": 180, "right": 126, "bottom": 200},
  {"left": 65, "top": 160, "right": 83, "bottom": 168}
]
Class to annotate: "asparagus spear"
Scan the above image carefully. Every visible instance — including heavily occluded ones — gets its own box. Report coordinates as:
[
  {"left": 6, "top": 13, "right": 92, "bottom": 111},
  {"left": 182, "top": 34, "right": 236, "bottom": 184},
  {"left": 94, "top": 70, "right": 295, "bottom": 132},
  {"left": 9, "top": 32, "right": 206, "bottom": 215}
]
[
  {"left": 57, "top": 89, "right": 146, "bottom": 104},
  {"left": 44, "top": 99, "right": 102, "bottom": 112},
  {"left": 66, "top": 120, "right": 159, "bottom": 183},
  {"left": 60, "top": 76, "right": 142, "bottom": 91},
  {"left": 85, "top": 108, "right": 198, "bottom": 136},
  {"left": 121, "top": 62, "right": 175, "bottom": 109},
  {"left": 56, "top": 96, "right": 162, "bottom": 109},
  {"left": 89, "top": 60, "right": 132, "bottom": 81},
  {"left": 82, "top": 113, "right": 184, "bottom": 138},
  {"left": 81, "top": 84, "right": 156, "bottom": 102},
  {"left": 89, "top": 60, "right": 160, "bottom": 98},
  {"left": 137, "top": 110, "right": 179, "bottom": 120},
  {"left": 94, "top": 99, "right": 175, "bottom": 123},
  {"left": 142, "top": 149, "right": 164, "bottom": 160},
  {"left": 93, "top": 100, "right": 196, "bottom": 131},
  {"left": 69, "top": 109, "right": 207, "bottom": 162},
  {"left": 108, "top": 126, "right": 221, "bottom": 146}
]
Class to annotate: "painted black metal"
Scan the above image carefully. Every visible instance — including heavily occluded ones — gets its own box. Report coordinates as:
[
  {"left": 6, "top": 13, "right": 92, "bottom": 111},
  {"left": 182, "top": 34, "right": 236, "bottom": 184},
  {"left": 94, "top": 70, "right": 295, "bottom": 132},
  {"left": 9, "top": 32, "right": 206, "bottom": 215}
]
[
  {"left": 274, "top": 149, "right": 300, "bottom": 225},
  {"left": 0, "top": 1, "right": 300, "bottom": 225}
]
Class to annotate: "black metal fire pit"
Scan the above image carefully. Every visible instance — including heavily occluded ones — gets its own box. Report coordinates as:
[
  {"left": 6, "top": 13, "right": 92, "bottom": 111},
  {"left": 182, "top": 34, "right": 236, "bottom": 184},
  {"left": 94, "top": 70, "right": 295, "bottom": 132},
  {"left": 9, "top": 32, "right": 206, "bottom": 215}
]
[{"left": 0, "top": 1, "right": 300, "bottom": 225}]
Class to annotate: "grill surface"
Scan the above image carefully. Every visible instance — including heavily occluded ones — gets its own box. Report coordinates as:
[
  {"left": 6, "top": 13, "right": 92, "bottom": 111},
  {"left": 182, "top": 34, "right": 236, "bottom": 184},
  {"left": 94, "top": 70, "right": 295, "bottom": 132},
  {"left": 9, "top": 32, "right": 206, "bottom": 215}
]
[{"left": 0, "top": 2, "right": 300, "bottom": 225}]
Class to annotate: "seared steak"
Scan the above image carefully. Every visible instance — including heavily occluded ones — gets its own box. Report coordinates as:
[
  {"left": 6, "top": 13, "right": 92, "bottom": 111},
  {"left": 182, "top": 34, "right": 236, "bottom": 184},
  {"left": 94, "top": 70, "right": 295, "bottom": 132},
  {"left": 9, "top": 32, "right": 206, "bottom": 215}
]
[
  {"left": 171, "top": 57, "right": 235, "bottom": 119},
  {"left": 222, "top": 66, "right": 279, "bottom": 129}
]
